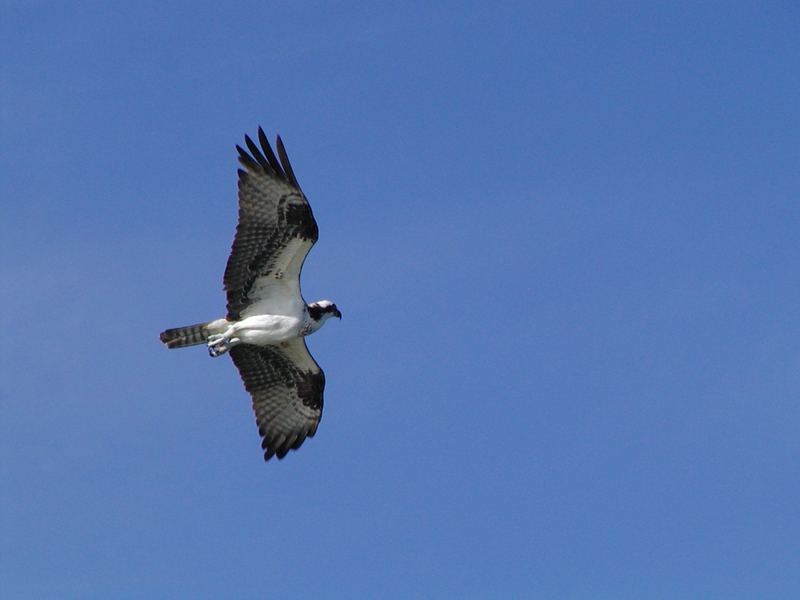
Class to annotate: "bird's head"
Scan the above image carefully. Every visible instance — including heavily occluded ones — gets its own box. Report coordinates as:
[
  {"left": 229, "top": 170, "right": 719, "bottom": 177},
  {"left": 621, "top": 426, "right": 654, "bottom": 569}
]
[{"left": 307, "top": 300, "right": 342, "bottom": 331}]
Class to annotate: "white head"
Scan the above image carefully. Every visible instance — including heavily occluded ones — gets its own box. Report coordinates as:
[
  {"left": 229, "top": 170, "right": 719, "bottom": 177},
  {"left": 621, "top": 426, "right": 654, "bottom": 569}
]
[{"left": 306, "top": 300, "right": 342, "bottom": 333}]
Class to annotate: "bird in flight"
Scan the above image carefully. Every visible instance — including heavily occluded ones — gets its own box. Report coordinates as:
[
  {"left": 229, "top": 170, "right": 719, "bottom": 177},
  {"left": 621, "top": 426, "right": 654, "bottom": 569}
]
[{"left": 160, "top": 128, "right": 341, "bottom": 462}]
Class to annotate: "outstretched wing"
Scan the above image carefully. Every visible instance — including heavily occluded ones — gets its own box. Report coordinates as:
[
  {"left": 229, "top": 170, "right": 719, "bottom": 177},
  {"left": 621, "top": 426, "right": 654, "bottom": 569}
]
[
  {"left": 229, "top": 339, "right": 325, "bottom": 461},
  {"left": 224, "top": 128, "right": 318, "bottom": 321}
]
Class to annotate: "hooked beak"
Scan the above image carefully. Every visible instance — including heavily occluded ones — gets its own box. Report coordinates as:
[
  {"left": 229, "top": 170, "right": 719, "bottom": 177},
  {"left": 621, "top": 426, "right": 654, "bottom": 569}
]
[{"left": 334, "top": 307, "right": 342, "bottom": 319}]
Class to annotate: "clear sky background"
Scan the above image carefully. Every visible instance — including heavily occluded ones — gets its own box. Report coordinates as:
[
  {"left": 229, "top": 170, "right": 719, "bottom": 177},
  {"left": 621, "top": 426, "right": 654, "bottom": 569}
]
[{"left": 2, "top": 2, "right": 799, "bottom": 598}]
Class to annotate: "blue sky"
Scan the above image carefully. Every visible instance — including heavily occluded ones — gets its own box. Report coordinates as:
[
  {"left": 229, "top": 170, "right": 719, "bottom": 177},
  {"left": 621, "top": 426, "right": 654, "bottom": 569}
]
[{"left": 2, "top": 2, "right": 799, "bottom": 598}]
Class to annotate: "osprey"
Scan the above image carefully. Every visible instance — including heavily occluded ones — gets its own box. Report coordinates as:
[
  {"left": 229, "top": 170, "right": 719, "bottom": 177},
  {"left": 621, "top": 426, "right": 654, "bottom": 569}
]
[{"left": 160, "top": 128, "right": 341, "bottom": 462}]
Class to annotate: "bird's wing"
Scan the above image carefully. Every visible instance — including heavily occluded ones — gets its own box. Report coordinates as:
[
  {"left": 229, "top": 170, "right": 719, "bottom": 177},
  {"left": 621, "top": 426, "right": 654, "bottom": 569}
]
[
  {"left": 229, "top": 338, "right": 325, "bottom": 461},
  {"left": 223, "top": 128, "right": 318, "bottom": 321}
]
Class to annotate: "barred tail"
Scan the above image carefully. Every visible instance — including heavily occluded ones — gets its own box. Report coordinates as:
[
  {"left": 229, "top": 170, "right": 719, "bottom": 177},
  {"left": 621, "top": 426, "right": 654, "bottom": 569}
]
[{"left": 159, "top": 322, "right": 211, "bottom": 349}]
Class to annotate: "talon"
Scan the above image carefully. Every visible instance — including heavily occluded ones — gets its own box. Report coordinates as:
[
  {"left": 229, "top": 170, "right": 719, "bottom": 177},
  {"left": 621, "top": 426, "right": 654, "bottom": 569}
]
[
  {"left": 207, "top": 336, "right": 230, "bottom": 357},
  {"left": 208, "top": 344, "right": 228, "bottom": 357}
]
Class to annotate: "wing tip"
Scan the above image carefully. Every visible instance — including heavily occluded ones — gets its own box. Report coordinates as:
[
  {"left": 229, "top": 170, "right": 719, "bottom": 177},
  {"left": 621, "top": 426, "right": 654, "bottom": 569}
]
[
  {"left": 236, "top": 126, "right": 300, "bottom": 190},
  {"left": 276, "top": 135, "right": 300, "bottom": 189},
  {"left": 259, "top": 429, "right": 312, "bottom": 462}
]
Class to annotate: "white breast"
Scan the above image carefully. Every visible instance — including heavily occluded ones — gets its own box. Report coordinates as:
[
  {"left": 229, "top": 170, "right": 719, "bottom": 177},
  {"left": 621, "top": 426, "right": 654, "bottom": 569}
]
[{"left": 232, "top": 314, "right": 305, "bottom": 346}]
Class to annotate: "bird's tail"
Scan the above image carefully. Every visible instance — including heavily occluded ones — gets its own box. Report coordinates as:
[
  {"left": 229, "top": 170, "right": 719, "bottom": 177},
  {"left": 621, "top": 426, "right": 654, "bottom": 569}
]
[{"left": 159, "top": 322, "right": 212, "bottom": 349}]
